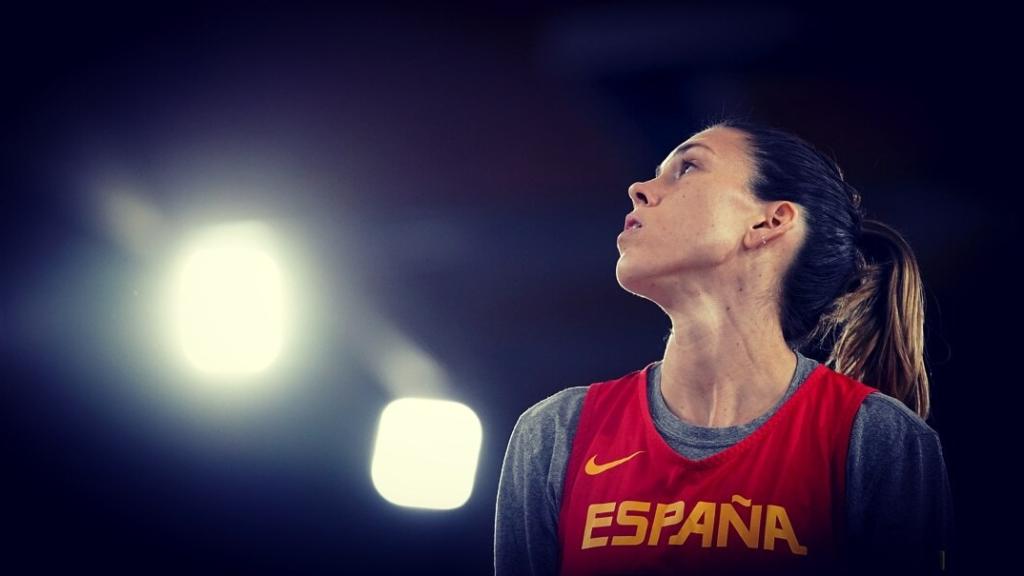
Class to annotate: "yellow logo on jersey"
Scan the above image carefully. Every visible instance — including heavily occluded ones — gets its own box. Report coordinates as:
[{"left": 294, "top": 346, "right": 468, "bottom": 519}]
[
  {"left": 584, "top": 450, "right": 645, "bottom": 475},
  {"left": 581, "top": 494, "right": 808, "bottom": 555}
]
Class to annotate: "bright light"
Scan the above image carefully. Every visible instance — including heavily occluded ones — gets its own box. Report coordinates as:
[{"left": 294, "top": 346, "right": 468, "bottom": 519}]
[
  {"left": 370, "top": 398, "right": 483, "bottom": 510},
  {"left": 171, "top": 222, "right": 287, "bottom": 375}
]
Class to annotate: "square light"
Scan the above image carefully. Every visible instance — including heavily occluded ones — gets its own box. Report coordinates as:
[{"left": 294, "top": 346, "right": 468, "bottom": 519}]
[{"left": 370, "top": 397, "right": 483, "bottom": 510}]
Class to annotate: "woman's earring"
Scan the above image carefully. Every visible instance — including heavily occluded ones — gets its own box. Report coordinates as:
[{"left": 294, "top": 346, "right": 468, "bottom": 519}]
[{"left": 760, "top": 233, "right": 767, "bottom": 249}]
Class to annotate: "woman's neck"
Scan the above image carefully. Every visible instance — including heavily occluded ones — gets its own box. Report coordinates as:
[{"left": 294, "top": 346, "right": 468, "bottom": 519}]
[{"left": 657, "top": 333, "right": 798, "bottom": 428}]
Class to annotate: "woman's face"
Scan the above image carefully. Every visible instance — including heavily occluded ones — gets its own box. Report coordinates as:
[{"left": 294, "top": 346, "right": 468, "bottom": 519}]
[{"left": 616, "top": 126, "right": 765, "bottom": 295}]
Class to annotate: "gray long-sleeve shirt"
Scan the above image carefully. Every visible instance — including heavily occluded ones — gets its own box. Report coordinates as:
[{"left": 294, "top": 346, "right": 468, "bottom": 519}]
[{"left": 494, "top": 349, "right": 955, "bottom": 575}]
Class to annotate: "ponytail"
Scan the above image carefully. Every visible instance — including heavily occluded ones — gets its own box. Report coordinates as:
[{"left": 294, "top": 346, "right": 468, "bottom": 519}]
[{"left": 810, "top": 219, "right": 931, "bottom": 420}]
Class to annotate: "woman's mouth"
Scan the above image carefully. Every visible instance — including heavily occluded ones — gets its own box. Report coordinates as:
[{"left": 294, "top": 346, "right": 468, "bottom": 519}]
[
  {"left": 618, "top": 222, "right": 642, "bottom": 244},
  {"left": 623, "top": 215, "right": 643, "bottom": 231}
]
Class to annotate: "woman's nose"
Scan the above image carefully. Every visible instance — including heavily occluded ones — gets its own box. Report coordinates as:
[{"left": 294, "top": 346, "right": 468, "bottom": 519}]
[{"left": 628, "top": 181, "right": 651, "bottom": 205}]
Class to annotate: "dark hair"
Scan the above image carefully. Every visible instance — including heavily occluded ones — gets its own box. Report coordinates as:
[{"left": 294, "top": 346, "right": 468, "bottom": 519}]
[{"left": 708, "top": 117, "right": 931, "bottom": 421}]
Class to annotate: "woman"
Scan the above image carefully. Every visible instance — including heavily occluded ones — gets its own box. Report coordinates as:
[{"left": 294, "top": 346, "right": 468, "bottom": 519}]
[{"left": 494, "top": 119, "right": 955, "bottom": 575}]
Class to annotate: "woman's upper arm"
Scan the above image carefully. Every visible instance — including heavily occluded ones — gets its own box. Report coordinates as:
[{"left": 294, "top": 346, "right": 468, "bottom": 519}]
[
  {"left": 845, "top": 393, "right": 955, "bottom": 574},
  {"left": 494, "top": 389, "right": 583, "bottom": 576}
]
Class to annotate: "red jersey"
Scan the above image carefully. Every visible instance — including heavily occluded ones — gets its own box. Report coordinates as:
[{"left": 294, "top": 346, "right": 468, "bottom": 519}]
[{"left": 556, "top": 361, "right": 877, "bottom": 576}]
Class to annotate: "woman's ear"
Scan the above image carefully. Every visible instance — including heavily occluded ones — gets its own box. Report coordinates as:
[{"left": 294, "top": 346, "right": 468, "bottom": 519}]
[{"left": 747, "top": 201, "right": 800, "bottom": 251}]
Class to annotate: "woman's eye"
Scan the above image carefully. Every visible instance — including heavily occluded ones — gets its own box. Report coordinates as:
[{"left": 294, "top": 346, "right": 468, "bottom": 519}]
[{"left": 677, "top": 161, "right": 696, "bottom": 177}]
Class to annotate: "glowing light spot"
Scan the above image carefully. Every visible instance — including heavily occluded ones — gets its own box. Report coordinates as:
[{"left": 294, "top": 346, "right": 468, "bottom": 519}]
[
  {"left": 172, "top": 222, "right": 287, "bottom": 375},
  {"left": 370, "top": 398, "right": 483, "bottom": 510}
]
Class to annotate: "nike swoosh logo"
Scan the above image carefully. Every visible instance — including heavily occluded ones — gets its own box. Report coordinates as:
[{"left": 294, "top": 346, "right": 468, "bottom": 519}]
[{"left": 584, "top": 450, "right": 645, "bottom": 475}]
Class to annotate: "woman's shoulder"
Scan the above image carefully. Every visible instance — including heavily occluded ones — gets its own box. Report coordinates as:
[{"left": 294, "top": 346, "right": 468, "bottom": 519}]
[
  {"left": 847, "top": 391, "right": 949, "bottom": 486},
  {"left": 515, "top": 385, "right": 590, "bottom": 434},
  {"left": 505, "top": 385, "right": 591, "bottom": 488},
  {"left": 855, "top": 390, "right": 941, "bottom": 440}
]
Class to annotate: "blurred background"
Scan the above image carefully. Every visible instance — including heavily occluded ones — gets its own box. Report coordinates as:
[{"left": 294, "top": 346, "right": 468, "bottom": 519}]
[{"left": 2, "top": 1, "right": 1012, "bottom": 573}]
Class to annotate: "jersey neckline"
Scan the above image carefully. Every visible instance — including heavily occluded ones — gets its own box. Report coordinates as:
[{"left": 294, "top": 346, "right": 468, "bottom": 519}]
[{"left": 635, "top": 360, "right": 829, "bottom": 469}]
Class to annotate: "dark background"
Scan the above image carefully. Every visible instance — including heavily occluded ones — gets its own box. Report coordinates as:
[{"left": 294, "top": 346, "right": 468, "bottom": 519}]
[{"left": 2, "top": 1, "right": 1013, "bottom": 573}]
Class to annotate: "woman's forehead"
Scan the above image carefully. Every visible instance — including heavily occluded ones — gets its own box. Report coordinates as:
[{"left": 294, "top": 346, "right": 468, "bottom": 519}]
[{"left": 673, "top": 126, "right": 746, "bottom": 159}]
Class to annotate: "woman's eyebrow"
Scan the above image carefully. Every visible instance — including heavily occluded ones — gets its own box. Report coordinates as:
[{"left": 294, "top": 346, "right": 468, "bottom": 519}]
[{"left": 671, "top": 142, "right": 716, "bottom": 157}]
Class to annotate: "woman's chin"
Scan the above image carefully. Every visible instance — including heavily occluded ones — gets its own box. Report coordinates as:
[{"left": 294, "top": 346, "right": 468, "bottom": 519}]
[{"left": 615, "top": 260, "right": 648, "bottom": 291}]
